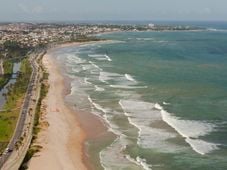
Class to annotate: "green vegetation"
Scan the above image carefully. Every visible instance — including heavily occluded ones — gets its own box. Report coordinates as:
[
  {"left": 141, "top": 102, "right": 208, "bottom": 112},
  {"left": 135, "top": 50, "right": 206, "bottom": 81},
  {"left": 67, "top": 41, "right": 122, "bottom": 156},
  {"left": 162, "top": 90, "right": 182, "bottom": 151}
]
[
  {"left": 19, "top": 145, "right": 42, "bottom": 170},
  {"left": 0, "top": 53, "right": 4, "bottom": 59},
  {"left": 20, "top": 54, "right": 49, "bottom": 170},
  {"left": 0, "top": 40, "right": 31, "bottom": 89},
  {"left": 0, "top": 58, "right": 32, "bottom": 154},
  {"left": 0, "top": 60, "right": 14, "bottom": 89},
  {"left": 3, "top": 60, "right": 13, "bottom": 75},
  {"left": 32, "top": 71, "right": 49, "bottom": 140},
  {"left": 3, "top": 41, "right": 30, "bottom": 59},
  {"left": 71, "top": 34, "right": 103, "bottom": 42}
]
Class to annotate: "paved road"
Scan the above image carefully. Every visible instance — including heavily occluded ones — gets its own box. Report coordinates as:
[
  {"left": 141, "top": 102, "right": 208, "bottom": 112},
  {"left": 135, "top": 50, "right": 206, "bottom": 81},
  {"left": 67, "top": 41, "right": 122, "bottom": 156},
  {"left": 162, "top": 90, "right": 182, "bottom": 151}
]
[
  {"left": 0, "top": 59, "right": 4, "bottom": 75},
  {"left": 0, "top": 51, "right": 42, "bottom": 169}
]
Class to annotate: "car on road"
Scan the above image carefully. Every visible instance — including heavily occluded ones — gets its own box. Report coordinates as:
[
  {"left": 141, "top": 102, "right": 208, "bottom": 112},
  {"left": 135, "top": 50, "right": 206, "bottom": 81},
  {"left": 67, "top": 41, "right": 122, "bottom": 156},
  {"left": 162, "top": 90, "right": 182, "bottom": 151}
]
[{"left": 5, "top": 148, "right": 13, "bottom": 153}]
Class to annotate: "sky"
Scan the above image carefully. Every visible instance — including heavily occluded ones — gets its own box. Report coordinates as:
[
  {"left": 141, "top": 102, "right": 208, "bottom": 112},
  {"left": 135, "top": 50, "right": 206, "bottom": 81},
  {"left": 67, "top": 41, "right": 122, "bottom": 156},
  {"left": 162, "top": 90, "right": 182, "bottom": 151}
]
[{"left": 0, "top": 0, "right": 226, "bottom": 22}]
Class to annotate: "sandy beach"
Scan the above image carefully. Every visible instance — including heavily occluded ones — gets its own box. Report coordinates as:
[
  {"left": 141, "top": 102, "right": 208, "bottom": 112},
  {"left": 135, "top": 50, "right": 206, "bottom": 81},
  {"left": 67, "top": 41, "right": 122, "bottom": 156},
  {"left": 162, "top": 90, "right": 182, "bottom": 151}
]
[
  {"left": 28, "top": 41, "right": 112, "bottom": 170},
  {"left": 28, "top": 52, "right": 87, "bottom": 170},
  {"left": 49, "top": 40, "right": 114, "bottom": 51}
]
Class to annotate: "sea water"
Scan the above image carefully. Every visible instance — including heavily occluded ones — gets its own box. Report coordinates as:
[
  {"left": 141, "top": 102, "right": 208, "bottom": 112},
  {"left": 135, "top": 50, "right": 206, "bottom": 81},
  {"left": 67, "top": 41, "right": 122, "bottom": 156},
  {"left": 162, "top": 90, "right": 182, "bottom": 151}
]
[{"left": 52, "top": 23, "right": 227, "bottom": 170}]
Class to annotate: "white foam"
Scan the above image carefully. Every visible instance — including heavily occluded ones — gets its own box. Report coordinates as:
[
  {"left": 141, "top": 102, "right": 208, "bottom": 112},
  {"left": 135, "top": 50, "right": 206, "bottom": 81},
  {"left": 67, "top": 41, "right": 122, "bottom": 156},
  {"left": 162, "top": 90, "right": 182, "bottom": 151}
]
[
  {"left": 100, "top": 137, "right": 143, "bottom": 170},
  {"left": 89, "top": 108, "right": 104, "bottom": 119},
  {"left": 157, "top": 40, "right": 168, "bottom": 43},
  {"left": 88, "top": 96, "right": 108, "bottom": 113},
  {"left": 136, "top": 38, "right": 154, "bottom": 41},
  {"left": 125, "top": 154, "right": 153, "bottom": 170},
  {"left": 125, "top": 74, "right": 136, "bottom": 82},
  {"left": 88, "top": 61, "right": 103, "bottom": 71},
  {"left": 88, "top": 54, "right": 112, "bottom": 61},
  {"left": 100, "top": 122, "right": 154, "bottom": 170},
  {"left": 88, "top": 54, "right": 105, "bottom": 58},
  {"left": 155, "top": 103, "right": 219, "bottom": 155},
  {"left": 95, "top": 85, "right": 105, "bottom": 92},
  {"left": 207, "top": 28, "right": 218, "bottom": 32},
  {"left": 120, "top": 100, "right": 219, "bottom": 154},
  {"left": 99, "top": 71, "right": 122, "bottom": 83},
  {"left": 110, "top": 85, "right": 147, "bottom": 89},
  {"left": 105, "top": 54, "right": 112, "bottom": 61},
  {"left": 67, "top": 54, "right": 86, "bottom": 64},
  {"left": 160, "top": 109, "right": 214, "bottom": 138},
  {"left": 136, "top": 157, "right": 152, "bottom": 170},
  {"left": 185, "top": 138, "right": 219, "bottom": 155},
  {"left": 102, "top": 113, "right": 124, "bottom": 135},
  {"left": 84, "top": 78, "right": 92, "bottom": 85},
  {"left": 71, "top": 67, "right": 82, "bottom": 73},
  {"left": 154, "top": 103, "right": 163, "bottom": 110},
  {"left": 66, "top": 79, "right": 94, "bottom": 111},
  {"left": 125, "top": 155, "right": 141, "bottom": 166},
  {"left": 99, "top": 71, "right": 140, "bottom": 88},
  {"left": 82, "top": 64, "right": 94, "bottom": 71},
  {"left": 206, "top": 28, "right": 227, "bottom": 32},
  {"left": 119, "top": 100, "right": 180, "bottom": 152},
  {"left": 163, "top": 102, "right": 170, "bottom": 105},
  {"left": 88, "top": 98, "right": 124, "bottom": 135}
]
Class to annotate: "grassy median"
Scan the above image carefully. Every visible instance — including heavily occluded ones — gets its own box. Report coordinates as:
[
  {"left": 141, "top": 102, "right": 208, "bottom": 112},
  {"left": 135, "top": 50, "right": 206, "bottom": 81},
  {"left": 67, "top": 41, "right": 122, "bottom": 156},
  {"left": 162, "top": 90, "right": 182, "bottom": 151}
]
[{"left": 0, "top": 58, "right": 32, "bottom": 153}]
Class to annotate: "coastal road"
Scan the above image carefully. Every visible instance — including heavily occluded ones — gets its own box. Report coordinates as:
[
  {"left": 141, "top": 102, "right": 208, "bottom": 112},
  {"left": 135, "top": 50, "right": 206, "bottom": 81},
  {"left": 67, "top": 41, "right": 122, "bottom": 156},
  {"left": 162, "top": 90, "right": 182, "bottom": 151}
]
[
  {"left": 0, "top": 59, "right": 4, "bottom": 75},
  {"left": 0, "top": 50, "right": 43, "bottom": 169}
]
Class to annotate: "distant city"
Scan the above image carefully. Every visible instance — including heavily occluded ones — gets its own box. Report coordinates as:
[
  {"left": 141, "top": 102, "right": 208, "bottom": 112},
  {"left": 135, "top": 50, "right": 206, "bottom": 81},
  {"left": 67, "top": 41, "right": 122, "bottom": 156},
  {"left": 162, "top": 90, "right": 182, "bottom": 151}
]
[{"left": 0, "top": 23, "right": 203, "bottom": 49}]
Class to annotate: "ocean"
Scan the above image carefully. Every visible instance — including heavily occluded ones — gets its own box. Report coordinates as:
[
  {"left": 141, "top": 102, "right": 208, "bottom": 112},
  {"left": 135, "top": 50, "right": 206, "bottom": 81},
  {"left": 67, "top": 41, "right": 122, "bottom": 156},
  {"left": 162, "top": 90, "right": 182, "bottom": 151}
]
[{"left": 52, "top": 23, "right": 227, "bottom": 170}]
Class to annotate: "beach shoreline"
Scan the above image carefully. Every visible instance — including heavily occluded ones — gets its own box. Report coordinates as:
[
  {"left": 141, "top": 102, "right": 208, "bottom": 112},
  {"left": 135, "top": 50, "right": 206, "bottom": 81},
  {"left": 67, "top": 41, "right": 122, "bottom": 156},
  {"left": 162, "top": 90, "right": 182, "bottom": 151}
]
[
  {"left": 28, "top": 41, "right": 115, "bottom": 170},
  {"left": 48, "top": 39, "right": 116, "bottom": 52},
  {"left": 28, "top": 51, "right": 87, "bottom": 170}
]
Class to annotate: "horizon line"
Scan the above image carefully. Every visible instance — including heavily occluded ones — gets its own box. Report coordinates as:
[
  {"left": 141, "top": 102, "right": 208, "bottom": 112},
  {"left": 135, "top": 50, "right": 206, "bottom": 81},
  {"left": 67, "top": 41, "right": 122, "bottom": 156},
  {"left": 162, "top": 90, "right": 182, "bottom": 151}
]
[{"left": 0, "top": 19, "right": 226, "bottom": 24}]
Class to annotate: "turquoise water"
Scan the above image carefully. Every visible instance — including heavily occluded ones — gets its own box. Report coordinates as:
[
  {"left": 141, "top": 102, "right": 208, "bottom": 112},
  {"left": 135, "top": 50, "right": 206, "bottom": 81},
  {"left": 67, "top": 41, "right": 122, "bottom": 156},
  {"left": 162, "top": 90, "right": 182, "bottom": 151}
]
[{"left": 54, "top": 29, "right": 227, "bottom": 170}]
